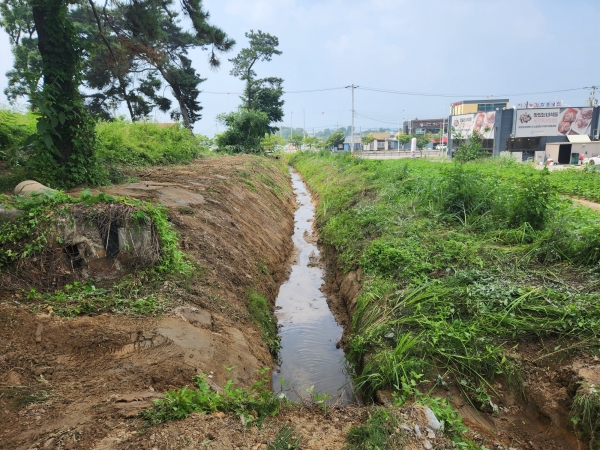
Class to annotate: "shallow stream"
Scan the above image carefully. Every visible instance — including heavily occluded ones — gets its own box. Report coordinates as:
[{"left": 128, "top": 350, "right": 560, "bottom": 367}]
[{"left": 271, "top": 169, "right": 354, "bottom": 405}]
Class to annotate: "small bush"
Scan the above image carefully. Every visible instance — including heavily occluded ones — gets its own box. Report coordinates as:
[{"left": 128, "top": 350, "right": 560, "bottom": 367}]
[{"left": 509, "top": 168, "right": 553, "bottom": 230}]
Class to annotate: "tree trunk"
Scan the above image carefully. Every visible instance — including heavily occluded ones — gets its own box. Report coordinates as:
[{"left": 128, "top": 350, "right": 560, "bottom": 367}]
[
  {"left": 31, "top": 0, "right": 78, "bottom": 164},
  {"left": 157, "top": 66, "right": 191, "bottom": 129}
]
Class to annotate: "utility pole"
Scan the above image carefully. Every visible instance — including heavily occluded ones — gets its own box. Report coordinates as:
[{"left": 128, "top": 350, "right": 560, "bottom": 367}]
[
  {"left": 587, "top": 86, "right": 598, "bottom": 107},
  {"left": 346, "top": 84, "right": 358, "bottom": 153},
  {"left": 302, "top": 106, "right": 306, "bottom": 138}
]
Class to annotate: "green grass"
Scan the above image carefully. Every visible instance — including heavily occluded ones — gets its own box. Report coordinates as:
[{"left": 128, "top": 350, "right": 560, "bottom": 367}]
[
  {"left": 287, "top": 151, "right": 600, "bottom": 430},
  {"left": 572, "top": 383, "right": 600, "bottom": 449},
  {"left": 96, "top": 119, "right": 210, "bottom": 167},
  {"left": 143, "top": 371, "right": 283, "bottom": 427},
  {"left": 248, "top": 290, "right": 280, "bottom": 356},
  {"left": 268, "top": 426, "right": 303, "bottom": 450},
  {"left": 346, "top": 408, "right": 405, "bottom": 450}
]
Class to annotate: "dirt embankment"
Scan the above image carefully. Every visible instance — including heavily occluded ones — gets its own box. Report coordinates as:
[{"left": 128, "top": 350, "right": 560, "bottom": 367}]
[{"left": 0, "top": 156, "right": 296, "bottom": 449}]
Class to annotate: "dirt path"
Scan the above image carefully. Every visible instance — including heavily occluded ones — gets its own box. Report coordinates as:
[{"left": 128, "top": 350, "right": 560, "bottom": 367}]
[
  {"left": 0, "top": 156, "right": 296, "bottom": 449},
  {"left": 572, "top": 196, "right": 600, "bottom": 211}
]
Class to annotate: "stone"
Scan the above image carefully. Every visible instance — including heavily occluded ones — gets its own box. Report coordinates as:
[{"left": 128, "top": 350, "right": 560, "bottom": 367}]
[
  {"left": 0, "top": 204, "right": 23, "bottom": 224},
  {"left": 14, "top": 180, "right": 57, "bottom": 196},
  {"left": 36, "top": 323, "right": 44, "bottom": 343},
  {"left": 414, "top": 424, "right": 422, "bottom": 437},
  {"left": 423, "top": 439, "right": 433, "bottom": 450},
  {"left": 6, "top": 371, "right": 22, "bottom": 385},
  {"left": 423, "top": 406, "right": 441, "bottom": 430}
]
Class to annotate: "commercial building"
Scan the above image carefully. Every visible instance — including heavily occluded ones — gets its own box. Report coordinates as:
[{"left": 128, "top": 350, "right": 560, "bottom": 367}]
[
  {"left": 450, "top": 99, "right": 509, "bottom": 115},
  {"left": 448, "top": 103, "right": 600, "bottom": 162},
  {"left": 402, "top": 118, "right": 448, "bottom": 136}
]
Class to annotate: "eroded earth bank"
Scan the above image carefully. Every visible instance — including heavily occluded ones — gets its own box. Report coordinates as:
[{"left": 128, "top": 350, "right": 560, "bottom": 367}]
[{"left": 0, "top": 155, "right": 300, "bottom": 449}]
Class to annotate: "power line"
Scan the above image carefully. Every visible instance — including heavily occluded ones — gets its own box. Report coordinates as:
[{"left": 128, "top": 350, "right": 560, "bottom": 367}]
[
  {"left": 358, "top": 86, "right": 587, "bottom": 98},
  {"left": 203, "top": 87, "right": 347, "bottom": 95},
  {"left": 355, "top": 112, "right": 400, "bottom": 126},
  {"left": 202, "top": 85, "right": 590, "bottom": 99}
]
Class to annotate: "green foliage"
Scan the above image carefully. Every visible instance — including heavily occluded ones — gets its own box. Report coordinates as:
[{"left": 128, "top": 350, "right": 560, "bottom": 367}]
[
  {"left": 143, "top": 371, "right": 283, "bottom": 427},
  {"left": 302, "top": 135, "right": 321, "bottom": 150},
  {"left": 26, "top": 0, "right": 105, "bottom": 188},
  {"left": 288, "top": 133, "right": 303, "bottom": 148},
  {"left": 416, "top": 134, "right": 431, "bottom": 150},
  {"left": 509, "top": 168, "right": 553, "bottom": 230},
  {"left": 229, "top": 30, "right": 284, "bottom": 133},
  {"left": 346, "top": 408, "right": 405, "bottom": 450},
  {"left": 260, "top": 133, "right": 285, "bottom": 152},
  {"left": 0, "top": 110, "right": 35, "bottom": 191},
  {"left": 248, "top": 290, "right": 280, "bottom": 356},
  {"left": 96, "top": 120, "right": 210, "bottom": 167},
  {"left": 326, "top": 130, "right": 345, "bottom": 148},
  {"left": 268, "top": 426, "right": 302, "bottom": 450},
  {"left": 1, "top": 0, "right": 234, "bottom": 128},
  {"left": 216, "top": 109, "right": 271, "bottom": 154},
  {"left": 26, "top": 280, "right": 165, "bottom": 317},
  {"left": 453, "top": 130, "right": 488, "bottom": 163}
]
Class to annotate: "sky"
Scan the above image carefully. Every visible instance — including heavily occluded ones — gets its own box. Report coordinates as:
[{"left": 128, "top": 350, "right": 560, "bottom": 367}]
[{"left": 0, "top": 0, "right": 599, "bottom": 136}]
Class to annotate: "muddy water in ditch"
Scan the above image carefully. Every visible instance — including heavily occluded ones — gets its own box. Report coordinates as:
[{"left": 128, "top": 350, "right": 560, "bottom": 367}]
[{"left": 272, "top": 169, "right": 354, "bottom": 404}]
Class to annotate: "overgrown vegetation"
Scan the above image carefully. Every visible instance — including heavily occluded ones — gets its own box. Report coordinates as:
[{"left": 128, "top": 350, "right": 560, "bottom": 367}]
[
  {"left": 288, "top": 151, "right": 600, "bottom": 433},
  {"left": 96, "top": 120, "right": 210, "bottom": 167},
  {"left": 0, "top": 110, "right": 211, "bottom": 191},
  {"left": 143, "top": 371, "right": 283, "bottom": 427}
]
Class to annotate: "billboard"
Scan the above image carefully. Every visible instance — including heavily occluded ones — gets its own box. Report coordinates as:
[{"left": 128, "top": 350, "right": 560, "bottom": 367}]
[
  {"left": 452, "top": 112, "right": 496, "bottom": 139},
  {"left": 515, "top": 107, "right": 593, "bottom": 137}
]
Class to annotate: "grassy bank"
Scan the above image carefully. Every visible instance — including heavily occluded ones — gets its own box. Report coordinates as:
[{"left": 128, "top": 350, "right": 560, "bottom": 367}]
[
  {"left": 287, "top": 151, "right": 600, "bottom": 444},
  {"left": 0, "top": 110, "right": 210, "bottom": 191}
]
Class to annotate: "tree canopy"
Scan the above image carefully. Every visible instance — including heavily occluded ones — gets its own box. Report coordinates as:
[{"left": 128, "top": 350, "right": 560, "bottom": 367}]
[{"left": 0, "top": 0, "right": 235, "bottom": 128}]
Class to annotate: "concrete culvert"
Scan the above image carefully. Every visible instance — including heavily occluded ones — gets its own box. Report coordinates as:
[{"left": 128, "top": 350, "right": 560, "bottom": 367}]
[{"left": 2, "top": 200, "right": 161, "bottom": 291}]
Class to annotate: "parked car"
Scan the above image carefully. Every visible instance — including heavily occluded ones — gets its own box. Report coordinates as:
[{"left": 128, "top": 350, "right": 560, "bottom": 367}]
[{"left": 435, "top": 144, "right": 447, "bottom": 150}]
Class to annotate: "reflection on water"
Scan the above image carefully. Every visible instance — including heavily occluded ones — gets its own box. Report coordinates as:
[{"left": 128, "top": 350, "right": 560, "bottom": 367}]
[{"left": 272, "top": 169, "right": 354, "bottom": 405}]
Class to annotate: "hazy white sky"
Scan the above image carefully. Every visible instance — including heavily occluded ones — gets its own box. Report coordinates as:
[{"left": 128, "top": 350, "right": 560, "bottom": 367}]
[{"left": 0, "top": 0, "right": 599, "bottom": 136}]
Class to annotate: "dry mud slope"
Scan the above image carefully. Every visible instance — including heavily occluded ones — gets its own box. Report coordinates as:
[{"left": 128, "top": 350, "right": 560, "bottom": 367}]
[{"left": 0, "top": 156, "right": 298, "bottom": 449}]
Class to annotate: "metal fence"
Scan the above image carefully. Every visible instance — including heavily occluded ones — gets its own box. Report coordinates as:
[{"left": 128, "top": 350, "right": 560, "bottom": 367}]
[{"left": 355, "top": 149, "right": 447, "bottom": 159}]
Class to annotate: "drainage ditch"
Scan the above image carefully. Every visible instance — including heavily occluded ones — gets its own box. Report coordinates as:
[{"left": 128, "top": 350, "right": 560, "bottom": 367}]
[{"left": 271, "top": 169, "right": 355, "bottom": 405}]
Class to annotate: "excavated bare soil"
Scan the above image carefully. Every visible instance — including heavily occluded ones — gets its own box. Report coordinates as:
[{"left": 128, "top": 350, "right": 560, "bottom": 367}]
[{"left": 0, "top": 155, "right": 299, "bottom": 449}]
